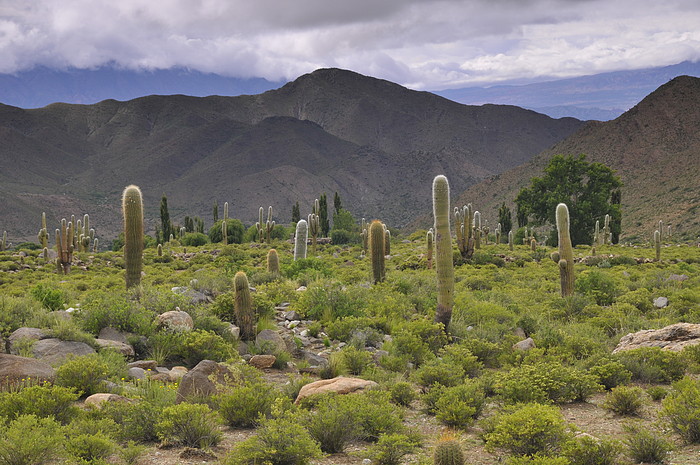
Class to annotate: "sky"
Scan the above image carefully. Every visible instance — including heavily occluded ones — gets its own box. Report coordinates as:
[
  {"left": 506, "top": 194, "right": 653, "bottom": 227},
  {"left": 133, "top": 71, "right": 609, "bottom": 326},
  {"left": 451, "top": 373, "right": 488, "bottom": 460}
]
[{"left": 1, "top": 0, "right": 700, "bottom": 90}]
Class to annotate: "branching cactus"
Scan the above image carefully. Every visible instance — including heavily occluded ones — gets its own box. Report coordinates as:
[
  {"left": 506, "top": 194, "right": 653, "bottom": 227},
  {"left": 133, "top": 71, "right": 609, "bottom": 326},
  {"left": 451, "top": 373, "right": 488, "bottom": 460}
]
[
  {"left": 433, "top": 175, "right": 454, "bottom": 332},
  {"left": 554, "top": 203, "right": 575, "bottom": 297},
  {"left": 508, "top": 230, "right": 513, "bottom": 251},
  {"left": 38, "top": 212, "right": 49, "bottom": 249},
  {"left": 255, "top": 207, "right": 265, "bottom": 243},
  {"left": 370, "top": 220, "right": 386, "bottom": 283},
  {"left": 426, "top": 228, "right": 434, "bottom": 269},
  {"left": 654, "top": 229, "right": 661, "bottom": 261},
  {"left": 434, "top": 435, "right": 464, "bottom": 465},
  {"left": 56, "top": 219, "right": 74, "bottom": 274},
  {"left": 308, "top": 212, "right": 320, "bottom": 254},
  {"left": 122, "top": 185, "right": 144, "bottom": 289},
  {"left": 267, "top": 248, "right": 280, "bottom": 274},
  {"left": 294, "top": 219, "right": 308, "bottom": 260},
  {"left": 265, "top": 206, "right": 274, "bottom": 244},
  {"left": 473, "top": 211, "right": 481, "bottom": 250},
  {"left": 233, "top": 271, "right": 255, "bottom": 341}
]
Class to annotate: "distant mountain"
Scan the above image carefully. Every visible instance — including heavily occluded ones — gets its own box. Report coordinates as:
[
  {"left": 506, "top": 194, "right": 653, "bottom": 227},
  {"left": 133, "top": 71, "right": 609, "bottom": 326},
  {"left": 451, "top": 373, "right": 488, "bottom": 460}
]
[
  {"left": 440, "top": 75, "right": 700, "bottom": 240},
  {"left": 0, "top": 67, "right": 283, "bottom": 109},
  {"left": 435, "top": 61, "right": 700, "bottom": 121},
  {"left": 0, "top": 68, "right": 583, "bottom": 244}
]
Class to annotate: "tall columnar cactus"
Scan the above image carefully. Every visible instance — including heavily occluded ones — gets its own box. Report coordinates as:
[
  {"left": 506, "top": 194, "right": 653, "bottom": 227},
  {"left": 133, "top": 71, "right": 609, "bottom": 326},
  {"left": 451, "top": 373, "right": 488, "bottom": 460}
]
[
  {"left": 551, "top": 203, "right": 575, "bottom": 297},
  {"left": 1, "top": 230, "right": 6, "bottom": 252},
  {"left": 82, "top": 214, "right": 90, "bottom": 252},
  {"left": 426, "top": 228, "right": 434, "bottom": 269},
  {"left": 603, "top": 214, "right": 610, "bottom": 245},
  {"left": 122, "top": 185, "right": 144, "bottom": 289},
  {"left": 654, "top": 229, "right": 661, "bottom": 261},
  {"left": 55, "top": 219, "right": 74, "bottom": 274},
  {"left": 454, "top": 204, "right": 474, "bottom": 259},
  {"left": 93, "top": 238, "right": 99, "bottom": 253},
  {"left": 255, "top": 206, "right": 265, "bottom": 243},
  {"left": 157, "top": 243, "right": 163, "bottom": 257},
  {"left": 508, "top": 230, "right": 513, "bottom": 251},
  {"left": 222, "top": 202, "right": 229, "bottom": 245},
  {"left": 433, "top": 436, "right": 464, "bottom": 465},
  {"left": 233, "top": 271, "right": 255, "bottom": 340},
  {"left": 265, "top": 206, "right": 274, "bottom": 243},
  {"left": 530, "top": 237, "right": 537, "bottom": 252},
  {"left": 473, "top": 210, "right": 481, "bottom": 250},
  {"left": 308, "top": 209, "right": 320, "bottom": 254},
  {"left": 667, "top": 225, "right": 671, "bottom": 238},
  {"left": 433, "top": 175, "right": 454, "bottom": 331},
  {"left": 360, "top": 218, "right": 368, "bottom": 255},
  {"left": 267, "top": 248, "right": 280, "bottom": 274},
  {"left": 38, "top": 212, "right": 49, "bottom": 249},
  {"left": 369, "top": 220, "right": 386, "bottom": 284},
  {"left": 658, "top": 220, "right": 663, "bottom": 239},
  {"left": 495, "top": 222, "right": 502, "bottom": 245},
  {"left": 384, "top": 227, "right": 391, "bottom": 256},
  {"left": 594, "top": 220, "right": 600, "bottom": 245},
  {"left": 294, "top": 219, "right": 308, "bottom": 260}
]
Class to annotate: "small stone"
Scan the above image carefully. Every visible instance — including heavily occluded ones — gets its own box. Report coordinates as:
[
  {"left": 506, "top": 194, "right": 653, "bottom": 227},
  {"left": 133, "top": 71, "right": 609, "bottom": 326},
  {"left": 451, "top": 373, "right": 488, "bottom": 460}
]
[
  {"left": 296, "top": 286, "right": 307, "bottom": 291},
  {"left": 128, "top": 367, "right": 147, "bottom": 380},
  {"left": 169, "top": 366, "right": 188, "bottom": 381},
  {"left": 284, "top": 310, "right": 301, "bottom": 321},
  {"left": 654, "top": 297, "right": 669, "bottom": 308},
  {"left": 513, "top": 337, "right": 536, "bottom": 351},
  {"left": 249, "top": 354, "right": 276, "bottom": 369}
]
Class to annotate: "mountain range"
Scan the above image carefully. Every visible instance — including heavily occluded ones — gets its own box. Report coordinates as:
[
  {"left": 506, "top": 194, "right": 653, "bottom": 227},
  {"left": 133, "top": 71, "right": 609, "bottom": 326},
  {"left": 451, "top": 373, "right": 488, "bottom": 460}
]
[{"left": 0, "top": 68, "right": 583, "bottom": 244}]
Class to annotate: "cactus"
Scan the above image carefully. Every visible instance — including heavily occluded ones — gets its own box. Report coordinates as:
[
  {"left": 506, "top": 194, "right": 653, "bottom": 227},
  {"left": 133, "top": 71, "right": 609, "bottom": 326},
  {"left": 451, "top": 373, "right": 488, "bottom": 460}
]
[
  {"left": 654, "top": 229, "right": 661, "bottom": 261},
  {"left": 37, "top": 212, "right": 49, "bottom": 249},
  {"left": 658, "top": 220, "right": 663, "bottom": 239},
  {"left": 255, "top": 206, "right": 265, "bottom": 243},
  {"left": 1, "top": 230, "right": 6, "bottom": 251},
  {"left": 221, "top": 202, "right": 229, "bottom": 245},
  {"left": 42, "top": 247, "right": 49, "bottom": 262},
  {"left": 433, "top": 436, "right": 464, "bottom": 465},
  {"left": 594, "top": 220, "right": 600, "bottom": 245},
  {"left": 530, "top": 237, "right": 537, "bottom": 252},
  {"left": 473, "top": 211, "right": 481, "bottom": 250},
  {"left": 433, "top": 175, "right": 454, "bottom": 331},
  {"left": 294, "top": 219, "right": 308, "bottom": 260},
  {"left": 360, "top": 218, "right": 368, "bottom": 255},
  {"left": 495, "top": 222, "right": 502, "bottom": 245},
  {"left": 55, "top": 219, "right": 74, "bottom": 274},
  {"left": 122, "top": 185, "right": 144, "bottom": 289},
  {"left": 554, "top": 203, "right": 575, "bottom": 297},
  {"left": 384, "top": 227, "right": 391, "bottom": 256},
  {"left": 266, "top": 206, "right": 274, "bottom": 243},
  {"left": 426, "top": 228, "right": 434, "bottom": 269},
  {"left": 602, "top": 214, "right": 610, "bottom": 245},
  {"left": 233, "top": 271, "right": 255, "bottom": 341},
  {"left": 157, "top": 243, "right": 163, "bottom": 257},
  {"left": 93, "top": 238, "right": 99, "bottom": 253},
  {"left": 267, "top": 248, "right": 280, "bottom": 274},
  {"left": 180, "top": 226, "right": 186, "bottom": 239},
  {"left": 508, "top": 230, "right": 513, "bottom": 251},
  {"left": 369, "top": 220, "right": 385, "bottom": 284},
  {"left": 667, "top": 225, "right": 671, "bottom": 238}
]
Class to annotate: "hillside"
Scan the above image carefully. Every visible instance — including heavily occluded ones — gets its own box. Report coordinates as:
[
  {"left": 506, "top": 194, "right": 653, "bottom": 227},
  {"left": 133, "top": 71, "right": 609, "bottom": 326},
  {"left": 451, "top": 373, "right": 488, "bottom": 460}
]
[
  {"left": 0, "top": 68, "right": 583, "bottom": 244},
  {"left": 445, "top": 75, "right": 700, "bottom": 240}
]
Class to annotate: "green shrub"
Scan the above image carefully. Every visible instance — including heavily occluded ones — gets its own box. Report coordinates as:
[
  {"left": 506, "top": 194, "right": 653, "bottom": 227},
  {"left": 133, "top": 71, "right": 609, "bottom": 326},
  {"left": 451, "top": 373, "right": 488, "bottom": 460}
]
[
  {"left": 325, "top": 316, "right": 389, "bottom": 342},
  {"left": 30, "top": 283, "right": 66, "bottom": 311},
  {"left": 586, "top": 358, "right": 632, "bottom": 390},
  {"left": 660, "top": 377, "right": 700, "bottom": 443},
  {"left": 55, "top": 354, "right": 110, "bottom": 397},
  {"left": 602, "top": 385, "right": 646, "bottom": 415},
  {"left": 352, "top": 390, "right": 406, "bottom": 441},
  {"left": 100, "top": 400, "right": 161, "bottom": 442},
  {"left": 178, "top": 329, "right": 235, "bottom": 367},
  {"left": 647, "top": 386, "right": 669, "bottom": 402},
  {"left": 433, "top": 381, "right": 485, "bottom": 429},
  {"left": 215, "top": 380, "right": 281, "bottom": 428},
  {"left": 615, "top": 347, "right": 685, "bottom": 383},
  {"left": 222, "top": 410, "right": 322, "bottom": 465},
  {"left": 0, "top": 384, "right": 80, "bottom": 424},
  {"left": 77, "top": 291, "right": 154, "bottom": 335},
  {"left": 156, "top": 402, "right": 222, "bottom": 449},
  {"left": 181, "top": 232, "right": 209, "bottom": 246},
  {"left": 0, "top": 415, "right": 65, "bottom": 465},
  {"left": 413, "top": 358, "right": 465, "bottom": 388},
  {"left": 575, "top": 270, "right": 618, "bottom": 305},
  {"left": 305, "top": 394, "right": 362, "bottom": 453},
  {"left": 366, "top": 433, "right": 419, "bottom": 465},
  {"left": 563, "top": 435, "right": 621, "bottom": 465},
  {"left": 294, "top": 280, "right": 363, "bottom": 321},
  {"left": 388, "top": 381, "right": 416, "bottom": 407},
  {"left": 65, "top": 432, "right": 116, "bottom": 463},
  {"left": 208, "top": 219, "right": 245, "bottom": 244},
  {"left": 483, "top": 403, "right": 572, "bottom": 457},
  {"left": 459, "top": 338, "right": 502, "bottom": 368},
  {"left": 623, "top": 423, "right": 672, "bottom": 464},
  {"left": 339, "top": 345, "right": 373, "bottom": 375}
]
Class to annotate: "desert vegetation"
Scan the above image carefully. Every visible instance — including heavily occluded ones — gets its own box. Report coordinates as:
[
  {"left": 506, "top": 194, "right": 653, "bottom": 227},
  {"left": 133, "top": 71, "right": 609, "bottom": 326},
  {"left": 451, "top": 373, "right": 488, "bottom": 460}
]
[{"left": 0, "top": 172, "right": 699, "bottom": 465}]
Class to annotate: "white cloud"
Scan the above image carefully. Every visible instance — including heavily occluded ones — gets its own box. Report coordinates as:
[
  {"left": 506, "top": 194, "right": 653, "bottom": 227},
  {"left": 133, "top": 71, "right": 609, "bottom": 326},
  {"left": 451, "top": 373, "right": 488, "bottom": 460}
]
[{"left": 0, "top": 0, "right": 699, "bottom": 87}]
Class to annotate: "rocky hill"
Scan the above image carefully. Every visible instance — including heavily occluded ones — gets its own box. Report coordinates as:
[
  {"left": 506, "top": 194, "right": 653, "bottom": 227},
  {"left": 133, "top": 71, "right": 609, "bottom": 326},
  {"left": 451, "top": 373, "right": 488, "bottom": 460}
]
[{"left": 0, "top": 68, "right": 583, "bottom": 244}]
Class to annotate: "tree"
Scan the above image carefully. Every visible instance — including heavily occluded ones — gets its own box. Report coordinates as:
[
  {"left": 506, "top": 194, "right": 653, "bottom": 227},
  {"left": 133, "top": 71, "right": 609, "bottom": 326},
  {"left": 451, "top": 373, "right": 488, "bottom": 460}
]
[
  {"left": 160, "top": 194, "right": 171, "bottom": 244},
  {"left": 332, "top": 209, "right": 356, "bottom": 232},
  {"left": 318, "top": 194, "right": 330, "bottom": 236},
  {"left": 333, "top": 191, "right": 342, "bottom": 214},
  {"left": 514, "top": 154, "right": 622, "bottom": 246},
  {"left": 213, "top": 201, "right": 219, "bottom": 223},
  {"left": 498, "top": 202, "right": 512, "bottom": 240},
  {"left": 291, "top": 202, "right": 300, "bottom": 224}
]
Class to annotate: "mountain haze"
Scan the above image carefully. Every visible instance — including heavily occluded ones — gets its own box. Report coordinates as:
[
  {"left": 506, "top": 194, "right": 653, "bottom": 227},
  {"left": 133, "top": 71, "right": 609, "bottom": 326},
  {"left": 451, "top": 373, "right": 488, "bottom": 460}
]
[
  {"left": 447, "top": 75, "right": 700, "bottom": 240},
  {"left": 0, "top": 68, "right": 583, "bottom": 244}
]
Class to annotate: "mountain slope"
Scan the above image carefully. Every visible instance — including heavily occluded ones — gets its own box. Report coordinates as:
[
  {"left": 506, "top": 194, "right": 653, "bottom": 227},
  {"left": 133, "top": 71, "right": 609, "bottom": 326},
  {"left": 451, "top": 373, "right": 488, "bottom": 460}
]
[
  {"left": 446, "top": 76, "right": 700, "bottom": 240},
  {"left": 0, "top": 68, "right": 584, "bottom": 244}
]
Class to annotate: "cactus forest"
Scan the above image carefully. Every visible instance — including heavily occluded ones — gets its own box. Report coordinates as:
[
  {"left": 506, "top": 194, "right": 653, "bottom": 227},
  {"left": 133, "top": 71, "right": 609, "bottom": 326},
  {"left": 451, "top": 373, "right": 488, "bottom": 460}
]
[{"left": 0, "top": 170, "right": 699, "bottom": 465}]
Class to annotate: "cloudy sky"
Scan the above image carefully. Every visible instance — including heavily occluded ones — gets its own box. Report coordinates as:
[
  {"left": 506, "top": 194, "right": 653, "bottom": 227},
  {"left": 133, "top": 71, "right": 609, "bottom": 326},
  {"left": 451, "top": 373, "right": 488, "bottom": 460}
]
[{"left": 1, "top": 0, "right": 699, "bottom": 89}]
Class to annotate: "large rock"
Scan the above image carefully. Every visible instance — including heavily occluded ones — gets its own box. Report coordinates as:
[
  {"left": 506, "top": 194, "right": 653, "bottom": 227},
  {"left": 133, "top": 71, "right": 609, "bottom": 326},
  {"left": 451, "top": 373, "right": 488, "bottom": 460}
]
[
  {"left": 8, "top": 327, "right": 49, "bottom": 354},
  {"left": 255, "top": 329, "right": 287, "bottom": 354},
  {"left": 0, "top": 353, "right": 56, "bottom": 387},
  {"left": 295, "top": 376, "right": 378, "bottom": 403},
  {"left": 249, "top": 354, "right": 276, "bottom": 369},
  {"left": 513, "top": 337, "right": 536, "bottom": 351},
  {"left": 176, "top": 360, "right": 233, "bottom": 403},
  {"left": 156, "top": 310, "right": 194, "bottom": 331},
  {"left": 94, "top": 339, "right": 135, "bottom": 358},
  {"left": 32, "top": 338, "right": 96, "bottom": 365},
  {"left": 98, "top": 327, "right": 129, "bottom": 344},
  {"left": 84, "top": 393, "right": 131, "bottom": 408},
  {"left": 613, "top": 323, "right": 700, "bottom": 353}
]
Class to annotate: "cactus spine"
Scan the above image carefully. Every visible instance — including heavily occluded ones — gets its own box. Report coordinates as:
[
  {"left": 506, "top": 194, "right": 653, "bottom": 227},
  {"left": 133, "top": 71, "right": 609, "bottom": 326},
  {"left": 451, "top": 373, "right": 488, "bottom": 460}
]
[
  {"left": 426, "top": 228, "right": 434, "bottom": 269},
  {"left": 233, "top": 271, "right": 255, "bottom": 340},
  {"left": 433, "top": 175, "right": 454, "bottom": 331},
  {"left": 122, "top": 185, "right": 144, "bottom": 289},
  {"left": 294, "top": 219, "right": 308, "bottom": 260},
  {"left": 654, "top": 229, "right": 661, "bottom": 261},
  {"left": 554, "top": 203, "right": 575, "bottom": 297},
  {"left": 433, "top": 436, "right": 464, "bottom": 465},
  {"left": 267, "top": 248, "right": 279, "bottom": 274},
  {"left": 369, "top": 220, "right": 386, "bottom": 284},
  {"left": 508, "top": 230, "right": 513, "bottom": 251}
]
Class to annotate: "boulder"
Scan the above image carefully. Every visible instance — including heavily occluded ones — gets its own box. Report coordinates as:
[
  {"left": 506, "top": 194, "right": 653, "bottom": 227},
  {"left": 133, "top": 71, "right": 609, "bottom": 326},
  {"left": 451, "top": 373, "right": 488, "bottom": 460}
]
[
  {"left": 295, "top": 376, "right": 378, "bottom": 403},
  {"left": 8, "top": 327, "right": 49, "bottom": 354},
  {"left": 0, "top": 353, "right": 56, "bottom": 387},
  {"left": 169, "top": 366, "right": 188, "bottom": 382},
  {"left": 128, "top": 367, "right": 147, "bottom": 380},
  {"left": 249, "top": 354, "right": 276, "bottom": 369},
  {"left": 513, "top": 337, "right": 536, "bottom": 351},
  {"left": 301, "top": 350, "right": 328, "bottom": 368},
  {"left": 128, "top": 360, "right": 158, "bottom": 370},
  {"left": 32, "top": 339, "right": 96, "bottom": 365},
  {"left": 613, "top": 323, "right": 700, "bottom": 353},
  {"left": 94, "top": 339, "right": 135, "bottom": 358},
  {"left": 156, "top": 310, "right": 194, "bottom": 331},
  {"left": 176, "top": 360, "right": 233, "bottom": 403},
  {"left": 255, "top": 329, "right": 287, "bottom": 354},
  {"left": 84, "top": 393, "right": 131, "bottom": 408},
  {"left": 98, "top": 327, "right": 129, "bottom": 344},
  {"left": 653, "top": 297, "right": 669, "bottom": 308}
]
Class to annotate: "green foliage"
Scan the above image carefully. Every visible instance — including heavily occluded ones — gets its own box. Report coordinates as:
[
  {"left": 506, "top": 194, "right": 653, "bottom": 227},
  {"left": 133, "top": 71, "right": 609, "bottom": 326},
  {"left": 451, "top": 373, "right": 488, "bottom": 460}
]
[
  {"left": 506, "top": 455, "right": 570, "bottom": 465},
  {"left": 64, "top": 418, "right": 116, "bottom": 463},
  {"left": 156, "top": 402, "right": 223, "bottom": 449},
  {"left": 29, "top": 283, "right": 66, "bottom": 311},
  {"left": 484, "top": 403, "right": 572, "bottom": 457},
  {"left": 433, "top": 381, "right": 485, "bottom": 429},
  {"left": 305, "top": 394, "right": 363, "bottom": 453},
  {"left": 563, "top": 435, "right": 621, "bottom": 465},
  {"left": 181, "top": 232, "right": 209, "bottom": 246},
  {"left": 575, "top": 270, "right": 618, "bottom": 305},
  {"left": 208, "top": 219, "right": 245, "bottom": 244},
  {"left": 586, "top": 358, "right": 632, "bottom": 390},
  {"left": 77, "top": 290, "right": 155, "bottom": 335},
  {"left": 215, "top": 380, "right": 282, "bottom": 428},
  {"left": 615, "top": 347, "right": 686, "bottom": 384},
  {"left": 178, "top": 329, "right": 235, "bottom": 367},
  {"left": 388, "top": 381, "right": 416, "bottom": 407},
  {"left": 515, "top": 154, "right": 622, "bottom": 246},
  {"left": 602, "top": 385, "right": 646, "bottom": 415},
  {"left": 338, "top": 345, "right": 373, "bottom": 375},
  {"left": 366, "top": 433, "right": 419, "bottom": 465},
  {"left": 100, "top": 400, "right": 162, "bottom": 442},
  {"left": 433, "top": 437, "right": 464, "bottom": 465},
  {"left": 623, "top": 423, "right": 673, "bottom": 464},
  {"left": 0, "top": 384, "right": 79, "bottom": 424},
  {"left": 294, "top": 279, "right": 364, "bottom": 321},
  {"left": 55, "top": 354, "right": 110, "bottom": 397},
  {"left": 0, "top": 415, "right": 65, "bottom": 465},
  {"left": 660, "top": 377, "right": 700, "bottom": 443}
]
